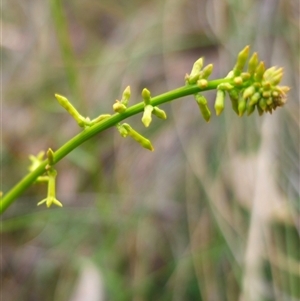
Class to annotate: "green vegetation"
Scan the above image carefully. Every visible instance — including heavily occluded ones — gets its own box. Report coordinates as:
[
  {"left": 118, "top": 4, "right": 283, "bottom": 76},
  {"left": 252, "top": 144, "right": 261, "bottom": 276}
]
[
  {"left": 1, "top": 46, "right": 289, "bottom": 213},
  {"left": 2, "top": 1, "right": 298, "bottom": 301}
]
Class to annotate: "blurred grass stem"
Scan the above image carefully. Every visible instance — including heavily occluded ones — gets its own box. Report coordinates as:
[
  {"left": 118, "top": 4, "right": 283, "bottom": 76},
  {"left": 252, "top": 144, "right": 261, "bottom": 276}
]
[{"left": 50, "top": 0, "right": 83, "bottom": 108}]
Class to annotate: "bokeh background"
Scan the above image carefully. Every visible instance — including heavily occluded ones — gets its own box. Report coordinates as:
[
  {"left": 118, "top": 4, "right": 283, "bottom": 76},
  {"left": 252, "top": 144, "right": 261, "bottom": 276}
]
[{"left": 2, "top": 0, "right": 299, "bottom": 300}]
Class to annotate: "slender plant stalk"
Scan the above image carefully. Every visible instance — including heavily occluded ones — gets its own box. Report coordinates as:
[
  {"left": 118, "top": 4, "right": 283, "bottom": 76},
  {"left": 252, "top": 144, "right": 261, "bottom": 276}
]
[
  {"left": 50, "top": 0, "right": 83, "bottom": 108},
  {"left": 0, "top": 80, "right": 228, "bottom": 214},
  {"left": 1, "top": 45, "right": 289, "bottom": 214}
]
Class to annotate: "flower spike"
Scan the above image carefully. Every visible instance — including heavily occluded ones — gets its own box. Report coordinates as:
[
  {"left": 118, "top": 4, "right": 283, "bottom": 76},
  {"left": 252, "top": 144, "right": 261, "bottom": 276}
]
[
  {"left": 188, "top": 45, "right": 288, "bottom": 119},
  {"left": 0, "top": 45, "right": 292, "bottom": 216},
  {"left": 211, "top": 46, "right": 290, "bottom": 117}
]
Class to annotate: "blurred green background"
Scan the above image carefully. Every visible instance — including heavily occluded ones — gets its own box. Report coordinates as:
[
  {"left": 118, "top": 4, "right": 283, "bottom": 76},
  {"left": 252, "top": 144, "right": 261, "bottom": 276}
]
[{"left": 2, "top": 0, "right": 299, "bottom": 300}]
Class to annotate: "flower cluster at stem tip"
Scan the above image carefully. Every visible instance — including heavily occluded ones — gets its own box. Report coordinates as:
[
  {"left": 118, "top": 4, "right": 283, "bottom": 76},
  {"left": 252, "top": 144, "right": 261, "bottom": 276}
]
[
  {"left": 27, "top": 45, "right": 288, "bottom": 209},
  {"left": 186, "top": 45, "right": 289, "bottom": 121}
]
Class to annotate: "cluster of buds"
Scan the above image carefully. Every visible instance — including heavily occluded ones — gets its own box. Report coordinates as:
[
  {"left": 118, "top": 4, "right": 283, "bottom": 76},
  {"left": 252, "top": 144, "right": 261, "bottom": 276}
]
[
  {"left": 141, "top": 88, "right": 167, "bottom": 127},
  {"left": 225, "top": 45, "right": 289, "bottom": 116},
  {"left": 185, "top": 58, "right": 214, "bottom": 121},
  {"left": 185, "top": 57, "right": 213, "bottom": 88},
  {"left": 115, "top": 87, "right": 168, "bottom": 151},
  {"left": 186, "top": 46, "right": 289, "bottom": 121},
  {"left": 114, "top": 87, "right": 157, "bottom": 151},
  {"left": 113, "top": 86, "right": 131, "bottom": 113}
]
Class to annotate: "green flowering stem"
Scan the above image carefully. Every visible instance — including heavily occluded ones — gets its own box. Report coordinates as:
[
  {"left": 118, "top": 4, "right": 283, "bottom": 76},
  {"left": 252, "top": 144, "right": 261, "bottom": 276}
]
[
  {"left": 1, "top": 43, "right": 289, "bottom": 214},
  {"left": 1, "top": 79, "right": 232, "bottom": 214}
]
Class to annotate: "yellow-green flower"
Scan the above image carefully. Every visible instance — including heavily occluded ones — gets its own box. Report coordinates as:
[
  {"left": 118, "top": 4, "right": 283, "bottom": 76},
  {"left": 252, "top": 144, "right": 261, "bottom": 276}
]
[{"left": 37, "top": 169, "right": 62, "bottom": 208}]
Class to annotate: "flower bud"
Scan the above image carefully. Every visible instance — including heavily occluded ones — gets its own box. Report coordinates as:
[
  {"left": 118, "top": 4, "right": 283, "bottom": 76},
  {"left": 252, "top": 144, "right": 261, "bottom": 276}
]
[
  {"left": 28, "top": 151, "right": 45, "bottom": 172},
  {"left": 199, "top": 64, "right": 213, "bottom": 79},
  {"left": 238, "top": 97, "right": 247, "bottom": 116},
  {"left": 123, "top": 123, "right": 154, "bottom": 151},
  {"left": 195, "top": 94, "right": 211, "bottom": 122},
  {"left": 249, "top": 92, "right": 261, "bottom": 106},
  {"left": 265, "top": 106, "right": 273, "bottom": 114},
  {"left": 257, "top": 104, "right": 264, "bottom": 116},
  {"left": 269, "top": 71, "right": 283, "bottom": 86},
  {"left": 254, "top": 62, "right": 265, "bottom": 82},
  {"left": 214, "top": 90, "right": 225, "bottom": 116},
  {"left": 113, "top": 101, "right": 127, "bottom": 113},
  {"left": 275, "top": 86, "right": 290, "bottom": 94},
  {"left": 234, "top": 76, "right": 243, "bottom": 86},
  {"left": 243, "top": 86, "right": 256, "bottom": 99},
  {"left": 266, "top": 98, "right": 273, "bottom": 105},
  {"left": 90, "top": 114, "right": 111, "bottom": 125},
  {"left": 121, "top": 86, "right": 131, "bottom": 106},
  {"left": 188, "top": 57, "right": 204, "bottom": 84},
  {"left": 228, "top": 89, "right": 239, "bottom": 115},
  {"left": 263, "top": 66, "right": 277, "bottom": 79},
  {"left": 262, "top": 81, "right": 271, "bottom": 90},
  {"left": 55, "top": 94, "right": 86, "bottom": 127},
  {"left": 217, "top": 83, "right": 234, "bottom": 91},
  {"left": 233, "top": 45, "right": 250, "bottom": 76},
  {"left": 197, "top": 79, "right": 208, "bottom": 89},
  {"left": 246, "top": 102, "right": 256, "bottom": 116},
  {"left": 47, "top": 148, "right": 55, "bottom": 165},
  {"left": 225, "top": 71, "right": 234, "bottom": 79},
  {"left": 142, "top": 105, "right": 154, "bottom": 127},
  {"left": 241, "top": 72, "right": 251, "bottom": 81},
  {"left": 247, "top": 52, "right": 259, "bottom": 76},
  {"left": 258, "top": 98, "right": 267, "bottom": 111},
  {"left": 142, "top": 88, "right": 151, "bottom": 105},
  {"left": 262, "top": 91, "right": 271, "bottom": 98},
  {"left": 272, "top": 67, "right": 284, "bottom": 77},
  {"left": 117, "top": 124, "right": 128, "bottom": 137},
  {"left": 152, "top": 107, "right": 167, "bottom": 120}
]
